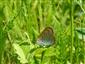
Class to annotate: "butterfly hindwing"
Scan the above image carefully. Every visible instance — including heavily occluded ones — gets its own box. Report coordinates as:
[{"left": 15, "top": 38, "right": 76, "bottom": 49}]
[{"left": 37, "top": 27, "right": 55, "bottom": 47}]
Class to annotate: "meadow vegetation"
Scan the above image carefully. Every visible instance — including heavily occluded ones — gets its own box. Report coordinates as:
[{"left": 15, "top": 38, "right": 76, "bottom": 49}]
[{"left": 0, "top": 0, "right": 85, "bottom": 64}]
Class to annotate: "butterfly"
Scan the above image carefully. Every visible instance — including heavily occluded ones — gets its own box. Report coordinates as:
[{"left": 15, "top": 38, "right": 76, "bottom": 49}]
[{"left": 37, "top": 27, "right": 55, "bottom": 47}]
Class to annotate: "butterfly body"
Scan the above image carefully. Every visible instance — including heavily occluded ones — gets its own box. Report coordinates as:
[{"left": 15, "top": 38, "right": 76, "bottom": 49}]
[{"left": 37, "top": 27, "right": 55, "bottom": 47}]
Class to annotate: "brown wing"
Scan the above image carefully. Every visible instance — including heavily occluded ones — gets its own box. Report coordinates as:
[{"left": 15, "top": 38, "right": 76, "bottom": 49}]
[{"left": 37, "top": 27, "right": 55, "bottom": 45}]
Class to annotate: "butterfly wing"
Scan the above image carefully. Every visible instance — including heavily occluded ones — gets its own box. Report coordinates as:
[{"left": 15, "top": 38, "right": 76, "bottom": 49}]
[{"left": 37, "top": 27, "right": 55, "bottom": 46}]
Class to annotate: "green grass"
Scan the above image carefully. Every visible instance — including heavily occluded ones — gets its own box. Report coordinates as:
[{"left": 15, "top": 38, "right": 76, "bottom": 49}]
[{"left": 0, "top": 0, "right": 85, "bottom": 64}]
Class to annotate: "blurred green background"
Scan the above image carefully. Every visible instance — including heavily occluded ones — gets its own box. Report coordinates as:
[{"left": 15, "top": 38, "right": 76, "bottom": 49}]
[{"left": 0, "top": 0, "right": 85, "bottom": 64}]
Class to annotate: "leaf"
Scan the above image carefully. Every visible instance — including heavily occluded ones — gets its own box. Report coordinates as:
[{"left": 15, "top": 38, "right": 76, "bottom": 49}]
[
  {"left": 0, "top": 7, "right": 7, "bottom": 64},
  {"left": 76, "top": 28, "right": 85, "bottom": 41},
  {"left": 76, "top": 28, "right": 85, "bottom": 34},
  {"left": 13, "top": 43, "right": 28, "bottom": 64}
]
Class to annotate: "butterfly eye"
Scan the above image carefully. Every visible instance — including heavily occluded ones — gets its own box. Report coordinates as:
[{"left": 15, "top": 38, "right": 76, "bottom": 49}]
[{"left": 37, "top": 27, "right": 55, "bottom": 47}]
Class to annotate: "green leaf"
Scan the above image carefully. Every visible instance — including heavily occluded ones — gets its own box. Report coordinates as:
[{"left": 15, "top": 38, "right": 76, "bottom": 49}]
[
  {"left": 76, "top": 28, "right": 85, "bottom": 34},
  {"left": 13, "top": 43, "right": 28, "bottom": 64},
  {"left": 76, "top": 28, "right": 85, "bottom": 41},
  {"left": 0, "top": 7, "right": 7, "bottom": 64}
]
